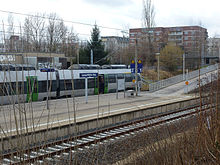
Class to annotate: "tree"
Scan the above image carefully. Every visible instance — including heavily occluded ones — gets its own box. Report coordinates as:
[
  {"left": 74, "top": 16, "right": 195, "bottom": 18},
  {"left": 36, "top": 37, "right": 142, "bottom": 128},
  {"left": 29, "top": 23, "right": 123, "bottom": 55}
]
[
  {"left": 64, "top": 27, "right": 78, "bottom": 57},
  {"left": 47, "top": 13, "right": 67, "bottom": 53},
  {"left": 141, "top": 0, "right": 156, "bottom": 66},
  {"left": 79, "top": 24, "right": 109, "bottom": 65},
  {"left": 159, "top": 44, "right": 184, "bottom": 72},
  {"left": 23, "top": 13, "right": 46, "bottom": 52}
]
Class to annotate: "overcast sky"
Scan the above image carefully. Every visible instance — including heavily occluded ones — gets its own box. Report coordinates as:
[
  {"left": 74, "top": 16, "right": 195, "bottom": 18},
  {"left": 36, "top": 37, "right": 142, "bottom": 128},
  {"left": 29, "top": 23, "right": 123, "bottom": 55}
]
[{"left": 1, "top": 0, "right": 220, "bottom": 40}]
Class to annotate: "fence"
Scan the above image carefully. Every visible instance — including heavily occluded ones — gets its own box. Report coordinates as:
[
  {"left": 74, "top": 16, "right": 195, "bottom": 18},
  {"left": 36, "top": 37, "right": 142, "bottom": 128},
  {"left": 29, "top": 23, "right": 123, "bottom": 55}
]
[
  {"left": 184, "top": 71, "right": 218, "bottom": 93},
  {"left": 149, "top": 64, "right": 218, "bottom": 92}
]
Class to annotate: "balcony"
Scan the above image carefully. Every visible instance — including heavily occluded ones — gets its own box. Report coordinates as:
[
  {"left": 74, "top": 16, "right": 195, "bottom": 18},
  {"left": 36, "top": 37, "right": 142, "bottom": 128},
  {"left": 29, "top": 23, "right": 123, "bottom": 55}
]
[{"left": 168, "top": 32, "right": 183, "bottom": 36}]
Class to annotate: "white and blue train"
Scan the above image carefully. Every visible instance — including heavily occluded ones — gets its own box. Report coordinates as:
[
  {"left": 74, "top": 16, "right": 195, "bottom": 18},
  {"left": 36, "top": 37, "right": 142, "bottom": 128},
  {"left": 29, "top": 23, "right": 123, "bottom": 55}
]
[{"left": 0, "top": 67, "right": 138, "bottom": 105}]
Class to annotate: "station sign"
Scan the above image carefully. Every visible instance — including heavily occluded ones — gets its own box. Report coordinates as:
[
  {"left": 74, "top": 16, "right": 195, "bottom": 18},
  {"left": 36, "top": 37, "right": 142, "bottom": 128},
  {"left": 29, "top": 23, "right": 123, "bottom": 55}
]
[
  {"left": 130, "top": 60, "right": 143, "bottom": 73},
  {"left": 40, "top": 68, "right": 55, "bottom": 72},
  {"left": 80, "top": 73, "right": 98, "bottom": 78}
]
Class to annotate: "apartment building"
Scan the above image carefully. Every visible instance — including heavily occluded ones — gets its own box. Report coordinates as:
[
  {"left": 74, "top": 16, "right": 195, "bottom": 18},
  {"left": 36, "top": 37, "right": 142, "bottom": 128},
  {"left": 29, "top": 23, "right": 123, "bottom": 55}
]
[
  {"left": 101, "top": 36, "right": 129, "bottom": 51},
  {"left": 206, "top": 38, "right": 220, "bottom": 64},
  {"left": 129, "top": 26, "right": 208, "bottom": 68}
]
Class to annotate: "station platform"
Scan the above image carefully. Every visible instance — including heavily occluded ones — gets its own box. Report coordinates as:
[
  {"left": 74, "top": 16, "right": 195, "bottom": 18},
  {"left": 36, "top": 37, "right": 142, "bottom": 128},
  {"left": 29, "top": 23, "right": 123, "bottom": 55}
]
[{"left": 0, "top": 89, "right": 194, "bottom": 137}]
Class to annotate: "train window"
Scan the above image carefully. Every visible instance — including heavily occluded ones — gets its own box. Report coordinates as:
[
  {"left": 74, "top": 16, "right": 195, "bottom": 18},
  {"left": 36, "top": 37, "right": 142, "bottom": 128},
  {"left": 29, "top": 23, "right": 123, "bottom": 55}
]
[
  {"left": 23, "top": 82, "right": 27, "bottom": 94},
  {"left": 65, "top": 79, "right": 73, "bottom": 90},
  {"left": 108, "top": 74, "right": 116, "bottom": 83},
  {"left": 117, "top": 74, "right": 124, "bottom": 79},
  {"left": 0, "top": 82, "right": 27, "bottom": 96},
  {"left": 17, "top": 82, "right": 25, "bottom": 94},
  {"left": 0, "top": 83, "right": 10, "bottom": 96},
  {"left": 74, "top": 79, "right": 85, "bottom": 89},
  {"left": 88, "top": 78, "right": 94, "bottom": 88},
  {"left": 38, "top": 80, "right": 57, "bottom": 93},
  {"left": 38, "top": 81, "right": 47, "bottom": 93},
  {"left": 59, "top": 80, "right": 64, "bottom": 91},
  {"left": 125, "top": 74, "right": 133, "bottom": 82},
  {"left": 47, "top": 80, "right": 56, "bottom": 92},
  {"left": 60, "top": 79, "right": 73, "bottom": 91},
  {"left": 51, "top": 80, "right": 57, "bottom": 92},
  {"left": 10, "top": 82, "right": 16, "bottom": 95},
  {"left": 0, "top": 83, "right": 4, "bottom": 96}
]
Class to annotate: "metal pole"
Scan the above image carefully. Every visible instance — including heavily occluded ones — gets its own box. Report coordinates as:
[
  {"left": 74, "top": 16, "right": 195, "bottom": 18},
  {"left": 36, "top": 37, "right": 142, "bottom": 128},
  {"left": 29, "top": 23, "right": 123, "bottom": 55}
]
[
  {"left": 183, "top": 53, "right": 185, "bottom": 80},
  {"left": 186, "top": 69, "right": 189, "bottom": 93},
  {"left": 138, "top": 81, "right": 140, "bottom": 95},
  {"left": 124, "top": 74, "right": 125, "bottom": 98},
  {"left": 135, "top": 39, "right": 138, "bottom": 96},
  {"left": 116, "top": 74, "right": 118, "bottom": 99},
  {"left": 91, "top": 49, "right": 93, "bottom": 64},
  {"left": 77, "top": 45, "right": 79, "bottom": 64},
  {"left": 46, "top": 71, "right": 49, "bottom": 109},
  {"left": 157, "top": 55, "right": 160, "bottom": 81},
  {"left": 85, "top": 78, "right": 88, "bottom": 103}
]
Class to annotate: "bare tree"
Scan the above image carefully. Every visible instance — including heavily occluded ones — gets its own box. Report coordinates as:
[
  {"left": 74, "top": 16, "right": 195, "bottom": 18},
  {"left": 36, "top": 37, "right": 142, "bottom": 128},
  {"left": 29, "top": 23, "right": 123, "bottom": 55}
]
[
  {"left": 47, "top": 13, "right": 67, "bottom": 53},
  {"left": 23, "top": 13, "right": 46, "bottom": 52},
  {"left": 141, "top": 0, "right": 156, "bottom": 66},
  {"left": 7, "top": 14, "right": 15, "bottom": 36},
  {"left": 64, "top": 27, "right": 78, "bottom": 58},
  {"left": 142, "top": 0, "right": 155, "bottom": 29}
]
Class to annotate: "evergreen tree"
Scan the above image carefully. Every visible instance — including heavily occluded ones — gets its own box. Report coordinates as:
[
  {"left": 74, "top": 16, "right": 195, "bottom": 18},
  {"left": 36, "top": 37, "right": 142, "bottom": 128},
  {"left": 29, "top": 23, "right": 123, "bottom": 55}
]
[{"left": 79, "top": 24, "right": 109, "bottom": 65}]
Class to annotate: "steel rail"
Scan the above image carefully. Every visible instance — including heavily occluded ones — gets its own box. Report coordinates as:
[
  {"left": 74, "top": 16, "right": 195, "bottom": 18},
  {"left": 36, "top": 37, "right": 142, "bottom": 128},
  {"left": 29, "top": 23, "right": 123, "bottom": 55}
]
[{"left": 1, "top": 103, "right": 213, "bottom": 164}]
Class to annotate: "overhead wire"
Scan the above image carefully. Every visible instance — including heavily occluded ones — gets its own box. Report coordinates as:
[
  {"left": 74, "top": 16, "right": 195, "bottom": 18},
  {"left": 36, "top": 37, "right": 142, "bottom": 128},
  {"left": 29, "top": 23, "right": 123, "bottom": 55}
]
[
  {"left": 0, "top": 9, "right": 129, "bottom": 63},
  {"left": 0, "top": 9, "right": 125, "bottom": 31}
]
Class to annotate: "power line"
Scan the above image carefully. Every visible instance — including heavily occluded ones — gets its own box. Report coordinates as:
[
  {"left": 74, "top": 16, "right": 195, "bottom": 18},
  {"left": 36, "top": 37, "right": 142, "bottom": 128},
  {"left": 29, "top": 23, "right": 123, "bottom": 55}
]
[
  {"left": 0, "top": 9, "right": 124, "bottom": 31},
  {"left": 0, "top": 30, "right": 79, "bottom": 41},
  {"left": 0, "top": 23, "right": 91, "bottom": 37}
]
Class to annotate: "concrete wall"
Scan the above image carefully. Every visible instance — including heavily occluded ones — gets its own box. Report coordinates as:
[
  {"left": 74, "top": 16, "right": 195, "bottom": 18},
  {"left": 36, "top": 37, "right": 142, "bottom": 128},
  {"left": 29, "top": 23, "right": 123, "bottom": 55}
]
[{"left": 0, "top": 97, "right": 201, "bottom": 152}]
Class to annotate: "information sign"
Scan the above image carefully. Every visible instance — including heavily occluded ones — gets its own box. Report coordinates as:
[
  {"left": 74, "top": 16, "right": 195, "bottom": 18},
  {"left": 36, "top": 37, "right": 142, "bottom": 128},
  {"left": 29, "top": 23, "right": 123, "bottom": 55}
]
[
  {"left": 80, "top": 73, "right": 98, "bottom": 78},
  {"left": 40, "top": 68, "right": 55, "bottom": 72},
  {"left": 130, "top": 60, "right": 143, "bottom": 73}
]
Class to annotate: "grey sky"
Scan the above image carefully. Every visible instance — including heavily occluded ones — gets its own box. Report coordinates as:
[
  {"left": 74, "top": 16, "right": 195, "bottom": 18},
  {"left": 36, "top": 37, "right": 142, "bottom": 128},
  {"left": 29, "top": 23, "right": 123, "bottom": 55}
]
[
  {"left": 0, "top": 0, "right": 220, "bottom": 39},
  {"left": 82, "top": 0, "right": 133, "bottom": 7}
]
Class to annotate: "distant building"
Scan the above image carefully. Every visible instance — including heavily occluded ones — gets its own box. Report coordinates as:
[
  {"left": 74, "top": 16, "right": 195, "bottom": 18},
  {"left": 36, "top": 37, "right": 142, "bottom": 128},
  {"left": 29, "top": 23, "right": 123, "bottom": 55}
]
[
  {"left": 101, "top": 36, "right": 129, "bottom": 64},
  {"left": 0, "top": 43, "right": 5, "bottom": 52},
  {"left": 0, "top": 53, "right": 69, "bottom": 69},
  {"left": 101, "top": 36, "right": 129, "bottom": 51},
  {"left": 129, "top": 26, "right": 208, "bottom": 69},
  {"left": 206, "top": 38, "right": 220, "bottom": 64}
]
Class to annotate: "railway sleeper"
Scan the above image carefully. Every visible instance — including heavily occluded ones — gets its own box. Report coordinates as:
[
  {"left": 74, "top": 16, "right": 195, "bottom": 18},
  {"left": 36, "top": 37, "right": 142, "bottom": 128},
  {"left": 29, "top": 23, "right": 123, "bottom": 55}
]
[
  {"left": 47, "top": 147, "right": 61, "bottom": 152},
  {"left": 3, "top": 158, "right": 15, "bottom": 164},
  {"left": 81, "top": 137, "right": 95, "bottom": 142},
  {"left": 62, "top": 142, "right": 74, "bottom": 147}
]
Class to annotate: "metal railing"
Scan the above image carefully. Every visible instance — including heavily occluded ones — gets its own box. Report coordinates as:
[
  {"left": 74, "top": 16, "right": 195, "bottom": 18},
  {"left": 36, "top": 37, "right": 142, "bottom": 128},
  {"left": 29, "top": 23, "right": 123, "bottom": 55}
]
[
  {"left": 149, "top": 64, "right": 218, "bottom": 92},
  {"left": 184, "top": 71, "right": 218, "bottom": 93}
]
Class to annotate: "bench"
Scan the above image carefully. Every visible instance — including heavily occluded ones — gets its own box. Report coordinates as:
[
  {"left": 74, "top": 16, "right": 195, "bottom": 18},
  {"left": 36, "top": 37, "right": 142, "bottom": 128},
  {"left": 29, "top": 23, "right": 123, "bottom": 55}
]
[{"left": 126, "top": 89, "right": 135, "bottom": 97}]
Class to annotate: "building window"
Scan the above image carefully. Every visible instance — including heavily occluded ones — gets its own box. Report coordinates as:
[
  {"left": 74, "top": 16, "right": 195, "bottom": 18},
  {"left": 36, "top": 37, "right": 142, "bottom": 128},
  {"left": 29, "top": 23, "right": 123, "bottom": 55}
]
[{"left": 184, "top": 36, "right": 188, "bottom": 40}]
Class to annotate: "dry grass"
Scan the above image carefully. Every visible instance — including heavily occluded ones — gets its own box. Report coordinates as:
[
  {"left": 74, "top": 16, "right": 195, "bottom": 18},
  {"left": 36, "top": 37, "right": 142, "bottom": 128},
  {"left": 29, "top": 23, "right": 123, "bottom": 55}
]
[
  {"left": 115, "top": 71, "right": 220, "bottom": 165},
  {"left": 1, "top": 68, "right": 220, "bottom": 165},
  {"left": 140, "top": 69, "right": 173, "bottom": 91},
  {"left": 142, "top": 69, "right": 173, "bottom": 82}
]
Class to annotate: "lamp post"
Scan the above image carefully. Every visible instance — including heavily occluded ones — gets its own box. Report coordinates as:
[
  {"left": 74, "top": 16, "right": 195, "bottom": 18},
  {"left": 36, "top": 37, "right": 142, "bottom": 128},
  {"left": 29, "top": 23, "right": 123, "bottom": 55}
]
[
  {"left": 91, "top": 49, "right": 93, "bottom": 64},
  {"left": 135, "top": 38, "right": 138, "bottom": 96},
  {"left": 121, "top": 30, "right": 138, "bottom": 96},
  {"left": 156, "top": 53, "right": 160, "bottom": 81},
  {"left": 183, "top": 53, "right": 185, "bottom": 80}
]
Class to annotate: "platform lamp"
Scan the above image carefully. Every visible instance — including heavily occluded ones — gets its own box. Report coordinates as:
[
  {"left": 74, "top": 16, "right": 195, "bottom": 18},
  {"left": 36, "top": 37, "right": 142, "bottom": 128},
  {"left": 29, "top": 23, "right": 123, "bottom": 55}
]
[{"left": 156, "top": 53, "right": 160, "bottom": 81}]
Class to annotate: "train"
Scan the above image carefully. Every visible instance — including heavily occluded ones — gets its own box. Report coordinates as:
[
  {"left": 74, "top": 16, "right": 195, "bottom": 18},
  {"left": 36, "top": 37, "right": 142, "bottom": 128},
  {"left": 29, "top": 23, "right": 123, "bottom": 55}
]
[
  {"left": 0, "top": 67, "right": 138, "bottom": 105},
  {"left": 0, "top": 64, "right": 36, "bottom": 71}
]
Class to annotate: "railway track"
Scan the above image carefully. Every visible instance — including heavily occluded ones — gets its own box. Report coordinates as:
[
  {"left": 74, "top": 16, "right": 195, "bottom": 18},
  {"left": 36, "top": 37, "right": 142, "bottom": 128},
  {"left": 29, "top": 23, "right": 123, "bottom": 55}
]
[{"left": 1, "top": 103, "right": 213, "bottom": 164}]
